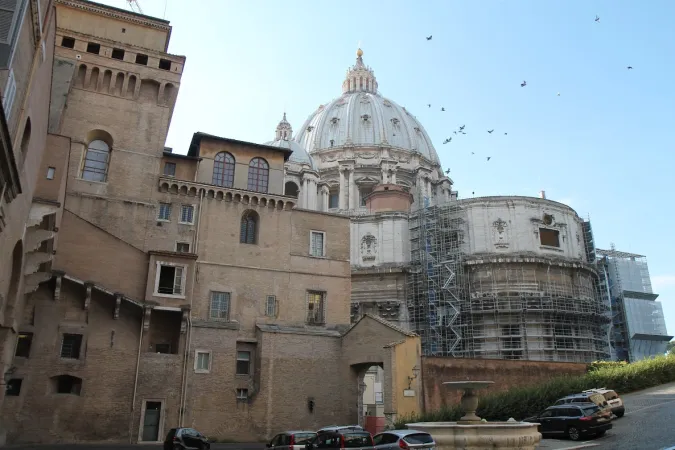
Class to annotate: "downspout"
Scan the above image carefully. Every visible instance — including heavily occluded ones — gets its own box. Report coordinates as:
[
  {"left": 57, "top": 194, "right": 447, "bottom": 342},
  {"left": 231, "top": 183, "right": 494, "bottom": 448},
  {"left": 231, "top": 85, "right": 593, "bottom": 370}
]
[{"left": 129, "top": 306, "right": 145, "bottom": 444}]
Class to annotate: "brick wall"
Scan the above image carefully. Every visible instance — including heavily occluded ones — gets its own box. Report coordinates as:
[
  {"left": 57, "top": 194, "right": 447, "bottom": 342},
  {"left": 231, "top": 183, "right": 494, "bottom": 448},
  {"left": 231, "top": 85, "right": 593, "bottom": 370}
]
[{"left": 421, "top": 357, "right": 587, "bottom": 412}]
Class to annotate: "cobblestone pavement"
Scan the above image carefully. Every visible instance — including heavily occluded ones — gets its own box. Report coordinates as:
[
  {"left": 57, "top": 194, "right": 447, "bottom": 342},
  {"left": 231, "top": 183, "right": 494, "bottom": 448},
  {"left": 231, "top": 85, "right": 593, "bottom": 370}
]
[{"left": 539, "top": 381, "right": 675, "bottom": 450}]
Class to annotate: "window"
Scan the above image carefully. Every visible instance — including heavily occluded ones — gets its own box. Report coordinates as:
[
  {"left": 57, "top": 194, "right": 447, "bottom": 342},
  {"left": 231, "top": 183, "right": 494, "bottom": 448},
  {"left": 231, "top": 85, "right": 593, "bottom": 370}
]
[
  {"left": 86, "top": 42, "right": 100, "bottom": 54},
  {"left": 81, "top": 139, "right": 110, "bottom": 182},
  {"left": 60, "top": 334, "right": 83, "bottom": 359},
  {"left": 265, "top": 295, "right": 277, "bottom": 317},
  {"left": 236, "top": 351, "right": 250, "bottom": 375},
  {"left": 212, "top": 152, "right": 235, "bottom": 187},
  {"left": 176, "top": 242, "right": 190, "bottom": 253},
  {"left": 159, "top": 58, "right": 171, "bottom": 70},
  {"left": 61, "top": 36, "right": 75, "bottom": 48},
  {"left": 135, "top": 53, "right": 148, "bottom": 65},
  {"left": 53, "top": 375, "right": 82, "bottom": 395},
  {"left": 195, "top": 350, "right": 211, "bottom": 373},
  {"left": 210, "top": 291, "right": 230, "bottom": 320},
  {"left": 15, "top": 332, "right": 32, "bottom": 357},
  {"left": 163, "top": 162, "right": 176, "bottom": 176},
  {"left": 157, "top": 203, "right": 171, "bottom": 221},
  {"left": 179, "top": 204, "right": 194, "bottom": 224},
  {"left": 156, "top": 264, "right": 184, "bottom": 295},
  {"left": 360, "top": 186, "right": 373, "bottom": 206},
  {"left": 306, "top": 291, "right": 325, "bottom": 324},
  {"left": 236, "top": 388, "right": 248, "bottom": 401},
  {"left": 310, "top": 231, "right": 325, "bottom": 257},
  {"left": 46, "top": 166, "right": 55, "bottom": 180},
  {"left": 6, "top": 379, "right": 21, "bottom": 396},
  {"left": 539, "top": 228, "right": 560, "bottom": 247},
  {"left": 247, "top": 157, "right": 269, "bottom": 193},
  {"left": 154, "top": 343, "right": 171, "bottom": 354},
  {"left": 111, "top": 48, "right": 124, "bottom": 60},
  {"left": 240, "top": 210, "right": 258, "bottom": 244},
  {"left": 329, "top": 191, "right": 339, "bottom": 209},
  {"left": 284, "top": 181, "right": 299, "bottom": 197}
]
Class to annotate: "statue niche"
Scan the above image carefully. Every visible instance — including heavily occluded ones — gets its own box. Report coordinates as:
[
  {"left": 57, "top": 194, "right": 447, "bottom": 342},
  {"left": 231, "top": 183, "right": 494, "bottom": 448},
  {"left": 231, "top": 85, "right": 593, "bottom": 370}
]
[{"left": 360, "top": 233, "right": 377, "bottom": 262}]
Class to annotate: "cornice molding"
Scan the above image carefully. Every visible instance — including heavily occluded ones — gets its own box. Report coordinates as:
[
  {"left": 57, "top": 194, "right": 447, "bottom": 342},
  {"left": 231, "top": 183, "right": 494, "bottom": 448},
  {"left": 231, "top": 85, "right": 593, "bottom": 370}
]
[{"left": 56, "top": 0, "right": 171, "bottom": 32}]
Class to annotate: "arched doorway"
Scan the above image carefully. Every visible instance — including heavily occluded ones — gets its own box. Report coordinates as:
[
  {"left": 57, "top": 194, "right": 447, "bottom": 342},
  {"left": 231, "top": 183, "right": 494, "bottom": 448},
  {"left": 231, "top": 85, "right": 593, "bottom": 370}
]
[{"left": 358, "top": 363, "right": 386, "bottom": 434}]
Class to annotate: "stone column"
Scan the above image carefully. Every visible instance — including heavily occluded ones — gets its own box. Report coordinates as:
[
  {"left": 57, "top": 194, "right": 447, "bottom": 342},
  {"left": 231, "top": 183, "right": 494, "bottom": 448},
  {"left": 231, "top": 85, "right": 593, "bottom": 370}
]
[
  {"left": 339, "top": 167, "right": 347, "bottom": 210},
  {"left": 390, "top": 169, "right": 397, "bottom": 184},
  {"left": 308, "top": 178, "right": 318, "bottom": 210},
  {"left": 381, "top": 167, "right": 388, "bottom": 184},
  {"left": 297, "top": 179, "right": 306, "bottom": 208},
  {"left": 322, "top": 186, "right": 329, "bottom": 211}
]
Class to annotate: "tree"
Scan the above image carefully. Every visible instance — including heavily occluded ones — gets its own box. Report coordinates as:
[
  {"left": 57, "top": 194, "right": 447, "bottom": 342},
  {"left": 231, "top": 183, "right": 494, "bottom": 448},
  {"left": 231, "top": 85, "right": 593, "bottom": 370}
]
[{"left": 667, "top": 340, "right": 675, "bottom": 355}]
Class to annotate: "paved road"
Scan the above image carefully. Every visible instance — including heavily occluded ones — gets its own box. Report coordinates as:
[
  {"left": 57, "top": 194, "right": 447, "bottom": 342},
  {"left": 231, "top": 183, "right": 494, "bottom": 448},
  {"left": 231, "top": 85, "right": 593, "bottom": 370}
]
[{"left": 540, "top": 381, "right": 675, "bottom": 450}]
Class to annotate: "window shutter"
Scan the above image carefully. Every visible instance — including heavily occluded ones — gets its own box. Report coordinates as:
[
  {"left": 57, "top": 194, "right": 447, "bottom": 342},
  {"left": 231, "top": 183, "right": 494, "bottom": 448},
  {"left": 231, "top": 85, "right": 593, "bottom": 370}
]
[
  {"left": 0, "top": 0, "right": 19, "bottom": 44},
  {"left": 173, "top": 267, "right": 183, "bottom": 294}
]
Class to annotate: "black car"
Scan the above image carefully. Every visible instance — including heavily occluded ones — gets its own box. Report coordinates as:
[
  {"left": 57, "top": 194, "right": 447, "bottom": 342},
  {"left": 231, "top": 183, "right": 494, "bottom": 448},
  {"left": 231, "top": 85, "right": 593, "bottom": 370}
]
[
  {"left": 305, "top": 428, "right": 375, "bottom": 449},
  {"left": 524, "top": 403, "right": 612, "bottom": 441},
  {"left": 164, "top": 427, "right": 211, "bottom": 450}
]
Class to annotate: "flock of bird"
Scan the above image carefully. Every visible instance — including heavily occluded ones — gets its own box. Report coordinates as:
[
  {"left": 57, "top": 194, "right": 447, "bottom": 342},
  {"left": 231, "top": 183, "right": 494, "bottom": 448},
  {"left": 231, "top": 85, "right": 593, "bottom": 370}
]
[{"left": 425, "top": 15, "right": 633, "bottom": 179}]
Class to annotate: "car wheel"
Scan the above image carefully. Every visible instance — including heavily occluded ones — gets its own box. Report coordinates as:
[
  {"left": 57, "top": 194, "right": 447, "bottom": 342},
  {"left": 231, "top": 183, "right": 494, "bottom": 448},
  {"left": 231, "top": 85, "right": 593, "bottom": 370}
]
[
  {"left": 616, "top": 411, "right": 624, "bottom": 418},
  {"left": 596, "top": 430, "right": 606, "bottom": 437},
  {"left": 567, "top": 426, "right": 581, "bottom": 441}
]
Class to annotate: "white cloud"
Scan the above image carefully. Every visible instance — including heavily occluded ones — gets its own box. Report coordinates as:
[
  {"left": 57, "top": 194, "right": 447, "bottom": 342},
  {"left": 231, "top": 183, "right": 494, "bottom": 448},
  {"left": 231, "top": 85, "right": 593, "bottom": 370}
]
[{"left": 652, "top": 275, "right": 675, "bottom": 290}]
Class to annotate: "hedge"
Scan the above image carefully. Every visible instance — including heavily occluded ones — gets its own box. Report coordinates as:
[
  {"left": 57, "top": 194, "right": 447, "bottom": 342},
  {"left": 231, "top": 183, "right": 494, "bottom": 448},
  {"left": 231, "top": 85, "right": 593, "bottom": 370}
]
[{"left": 394, "top": 353, "right": 675, "bottom": 429}]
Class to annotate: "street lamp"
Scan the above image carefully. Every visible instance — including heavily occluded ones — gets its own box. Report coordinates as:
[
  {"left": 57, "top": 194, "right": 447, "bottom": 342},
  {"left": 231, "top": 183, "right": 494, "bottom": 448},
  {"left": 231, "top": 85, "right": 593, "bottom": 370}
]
[{"left": 407, "top": 365, "right": 420, "bottom": 389}]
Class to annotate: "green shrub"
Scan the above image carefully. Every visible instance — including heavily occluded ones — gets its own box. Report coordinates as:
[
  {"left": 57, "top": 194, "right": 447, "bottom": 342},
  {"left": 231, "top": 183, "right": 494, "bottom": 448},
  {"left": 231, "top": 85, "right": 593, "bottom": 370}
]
[{"left": 394, "top": 354, "right": 675, "bottom": 429}]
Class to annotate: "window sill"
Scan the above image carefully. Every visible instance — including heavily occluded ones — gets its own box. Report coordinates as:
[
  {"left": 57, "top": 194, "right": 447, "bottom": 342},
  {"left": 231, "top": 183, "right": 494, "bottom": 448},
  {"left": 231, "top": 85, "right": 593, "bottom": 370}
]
[
  {"left": 178, "top": 222, "right": 194, "bottom": 225},
  {"left": 59, "top": 357, "right": 83, "bottom": 362},
  {"left": 76, "top": 177, "right": 108, "bottom": 185},
  {"left": 309, "top": 254, "right": 327, "bottom": 259},
  {"left": 153, "top": 293, "right": 186, "bottom": 299},
  {"left": 156, "top": 219, "right": 170, "bottom": 223},
  {"left": 235, "top": 373, "right": 251, "bottom": 378},
  {"left": 194, "top": 369, "right": 210, "bottom": 374}
]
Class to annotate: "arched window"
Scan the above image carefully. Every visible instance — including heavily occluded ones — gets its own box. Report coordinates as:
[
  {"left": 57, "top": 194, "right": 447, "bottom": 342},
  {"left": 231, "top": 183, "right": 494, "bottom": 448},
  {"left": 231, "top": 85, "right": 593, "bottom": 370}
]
[
  {"left": 284, "top": 181, "right": 299, "bottom": 198},
  {"left": 213, "top": 152, "right": 235, "bottom": 187},
  {"left": 81, "top": 139, "right": 110, "bottom": 182},
  {"left": 247, "top": 157, "right": 269, "bottom": 193},
  {"left": 240, "top": 210, "right": 259, "bottom": 244}
]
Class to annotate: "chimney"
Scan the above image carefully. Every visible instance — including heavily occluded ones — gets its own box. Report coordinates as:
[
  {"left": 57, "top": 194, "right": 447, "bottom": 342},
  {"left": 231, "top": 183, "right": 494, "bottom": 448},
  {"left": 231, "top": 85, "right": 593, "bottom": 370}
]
[{"left": 539, "top": 190, "right": 546, "bottom": 199}]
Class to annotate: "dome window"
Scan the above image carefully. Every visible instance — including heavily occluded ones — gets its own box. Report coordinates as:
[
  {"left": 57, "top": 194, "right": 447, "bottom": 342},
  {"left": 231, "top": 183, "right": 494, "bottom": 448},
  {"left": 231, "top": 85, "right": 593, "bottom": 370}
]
[
  {"left": 330, "top": 117, "right": 340, "bottom": 125},
  {"left": 414, "top": 127, "right": 421, "bottom": 133},
  {"left": 329, "top": 139, "right": 334, "bottom": 147},
  {"left": 307, "top": 126, "right": 314, "bottom": 132},
  {"left": 361, "top": 114, "right": 370, "bottom": 122},
  {"left": 391, "top": 118, "right": 400, "bottom": 126}
]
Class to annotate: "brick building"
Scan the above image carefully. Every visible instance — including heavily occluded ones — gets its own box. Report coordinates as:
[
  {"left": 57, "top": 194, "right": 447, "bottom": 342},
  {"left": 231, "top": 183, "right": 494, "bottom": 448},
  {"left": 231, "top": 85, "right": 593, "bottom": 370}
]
[{"left": 0, "top": 0, "right": 423, "bottom": 445}]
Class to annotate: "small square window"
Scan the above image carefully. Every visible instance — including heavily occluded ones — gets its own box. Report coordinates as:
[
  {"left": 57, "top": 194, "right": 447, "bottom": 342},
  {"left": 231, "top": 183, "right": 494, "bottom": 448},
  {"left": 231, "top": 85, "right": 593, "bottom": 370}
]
[
  {"left": 60, "top": 334, "right": 83, "bottom": 359},
  {"left": 328, "top": 192, "right": 339, "bottom": 209},
  {"left": 176, "top": 242, "right": 190, "bottom": 253},
  {"left": 310, "top": 231, "right": 325, "bottom": 257},
  {"left": 156, "top": 264, "right": 184, "bottom": 296},
  {"left": 15, "top": 332, "right": 33, "bottom": 358},
  {"left": 236, "top": 388, "right": 248, "bottom": 401},
  {"left": 135, "top": 53, "right": 148, "bottom": 65},
  {"left": 539, "top": 228, "right": 560, "bottom": 247},
  {"left": 159, "top": 59, "right": 171, "bottom": 70},
  {"left": 111, "top": 48, "right": 125, "bottom": 60},
  {"left": 154, "top": 343, "right": 172, "bottom": 354},
  {"left": 164, "top": 162, "right": 176, "bottom": 176},
  {"left": 6, "top": 379, "right": 22, "bottom": 396},
  {"left": 265, "top": 295, "right": 277, "bottom": 317},
  {"left": 46, "top": 167, "right": 55, "bottom": 180},
  {"left": 61, "top": 36, "right": 75, "bottom": 48},
  {"left": 210, "top": 292, "right": 230, "bottom": 320},
  {"left": 86, "top": 42, "right": 100, "bottom": 54},
  {"left": 236, "top": 351, "right": 250, "bottom": 375},
  {"left": 158, "top": 203, "right": 171, "bottom": 221},
  {"left": 180, "top": 205, "right": 194, "bottom": 224},
  {"left": 195, "top": 351, "right": 211, "bottom": 373}
]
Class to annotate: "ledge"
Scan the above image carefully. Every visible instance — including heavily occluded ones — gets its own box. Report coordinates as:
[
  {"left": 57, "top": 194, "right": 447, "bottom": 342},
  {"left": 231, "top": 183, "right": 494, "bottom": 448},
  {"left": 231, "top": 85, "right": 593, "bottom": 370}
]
[{"left": 192, "top": 319, "right": 240, "bottom": 330}]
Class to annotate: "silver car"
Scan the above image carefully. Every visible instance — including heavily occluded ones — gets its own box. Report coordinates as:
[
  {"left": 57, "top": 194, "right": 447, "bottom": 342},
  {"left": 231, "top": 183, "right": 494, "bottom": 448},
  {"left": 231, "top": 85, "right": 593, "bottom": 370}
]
[
  {"left": 373, "top": 430, "right": 435, "bottom": 449},
  {"left": 267, "top": 430, "right": 317, "bottom": 449}
]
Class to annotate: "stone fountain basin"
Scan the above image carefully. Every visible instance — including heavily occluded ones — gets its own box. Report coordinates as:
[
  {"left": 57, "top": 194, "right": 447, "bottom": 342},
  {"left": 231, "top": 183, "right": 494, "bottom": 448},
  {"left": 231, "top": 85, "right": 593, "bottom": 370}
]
[{"left": 406, "top": 421, "right": 542, "bottom": 450}]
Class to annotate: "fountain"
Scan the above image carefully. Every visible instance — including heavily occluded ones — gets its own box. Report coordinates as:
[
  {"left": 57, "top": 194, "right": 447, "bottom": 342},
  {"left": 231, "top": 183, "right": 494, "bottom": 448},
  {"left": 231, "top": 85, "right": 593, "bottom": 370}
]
[{"left": 406, "top": 381, "right": 542, "bottom": 450}]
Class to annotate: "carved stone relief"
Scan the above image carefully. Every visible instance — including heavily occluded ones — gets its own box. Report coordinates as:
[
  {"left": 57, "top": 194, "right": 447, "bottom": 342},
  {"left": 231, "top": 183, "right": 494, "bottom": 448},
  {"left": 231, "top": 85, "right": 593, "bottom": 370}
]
[
  {"left": 361, "top": 233, "right": 377, "bottom": 262},
  {"left": 492, "top": 218, "right": 509, "bottom": 249},
  {"left": 377, "top": 301, "right": 400, "bottom": 321},
  {"left": 359, "top": 151, "right": 377, "bottom": 159}
]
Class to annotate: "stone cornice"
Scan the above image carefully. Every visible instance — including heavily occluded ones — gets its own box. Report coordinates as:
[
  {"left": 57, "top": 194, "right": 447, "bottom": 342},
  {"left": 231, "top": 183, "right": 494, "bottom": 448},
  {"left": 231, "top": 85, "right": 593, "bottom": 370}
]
[{"left": 56, "top": 0, "right": 171, "bottom": 31}]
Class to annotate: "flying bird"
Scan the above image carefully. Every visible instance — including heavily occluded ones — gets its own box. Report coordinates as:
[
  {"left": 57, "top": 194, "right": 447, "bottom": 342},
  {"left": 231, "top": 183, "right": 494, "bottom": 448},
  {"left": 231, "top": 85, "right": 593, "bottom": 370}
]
[
  {"left": 428, "top": 104, "right": 431, "bottom": 108},
  {"left": 459, "top": 125, "right": 465, "bottom": 131},
  {"left": 627, "top": 66, "right": 633, "bottom": 70},
  {"left": 471, "top": 152, "right": 475, "bottom": 155},
  {"left": 445, "top": 168, "right": 451, "bottom": 175},
  {"left": 487, "top": 157, "right": 491, "bottom": 161},
  {"left": 426, "top": 35, "right": 432, "bottom": 41},
  {"left": 487, "top": 129, "right": 494, "bottom": 134},
  {"left": 521, "top": 81, "right": 527, "bottom": 87},
  {"left": 504, "top": 132, "right": 508, "bottom": 135},
  {"left": 453, "top": 131, "right": 457, "bottom": 135},
  {"left": 557, "top": 92, "right": 561, "bottom": 96},
  {"left": 461, "top": 131, "right": 467, "bottom": 135},
  {"left": 441, "top": 107, "right": 445, "bottom": 111},
  {"left": 595, "top": 15, "right": 600, "bottom": 22}
]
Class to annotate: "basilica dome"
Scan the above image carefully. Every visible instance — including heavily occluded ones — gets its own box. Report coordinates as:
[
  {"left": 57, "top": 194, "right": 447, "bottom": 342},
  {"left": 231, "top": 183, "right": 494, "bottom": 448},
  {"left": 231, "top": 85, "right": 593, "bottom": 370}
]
[{"left": 294, "top": 49, "right": 440, "bottom": 164}]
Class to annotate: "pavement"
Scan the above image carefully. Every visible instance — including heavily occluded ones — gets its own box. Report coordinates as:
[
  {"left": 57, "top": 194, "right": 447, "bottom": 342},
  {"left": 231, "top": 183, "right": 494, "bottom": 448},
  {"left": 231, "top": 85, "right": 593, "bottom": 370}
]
[{"left": 537, "top": 381, "right": 675, "bottom": 450}]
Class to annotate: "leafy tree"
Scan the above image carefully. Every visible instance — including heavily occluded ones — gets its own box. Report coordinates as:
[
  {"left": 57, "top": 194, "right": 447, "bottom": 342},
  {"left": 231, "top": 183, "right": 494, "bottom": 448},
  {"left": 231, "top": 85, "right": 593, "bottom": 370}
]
[{"left": 668, "top": 340, "right": 675, "bottom": 355}]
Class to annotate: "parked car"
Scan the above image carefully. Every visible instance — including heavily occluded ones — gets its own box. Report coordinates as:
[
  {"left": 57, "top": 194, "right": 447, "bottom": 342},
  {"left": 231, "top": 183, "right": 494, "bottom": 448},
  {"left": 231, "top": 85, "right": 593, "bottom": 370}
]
[
  {"left": 554, "top": 392, "right": 610, "bottom": 411},
  {"left": 163, "top": 427, "right": 210, "bottom": 450},
  {"left": 523, "top": 403, "right": 612, "bottom": 441},
  {"left": 305, "top": 428, "right": 374, "bottom": 449},
  {"left": 267, "top": 430, "right": 317, "bottom": 449},
  {"left": 317, "top": 425, "right": 365, "bottom": 434},
  {"left": 373, "top": 429, "right": 436, "bottom": 449},
  {"left": 582, "top": 388, "right": 625, "bottom": 417}
]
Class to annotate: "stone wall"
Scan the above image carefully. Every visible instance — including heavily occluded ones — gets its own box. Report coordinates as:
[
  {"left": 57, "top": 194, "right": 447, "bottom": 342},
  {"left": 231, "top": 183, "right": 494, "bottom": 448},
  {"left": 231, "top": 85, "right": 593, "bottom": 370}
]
[{"left": 421, "top": 357, "right": 587, "bottom": 412}]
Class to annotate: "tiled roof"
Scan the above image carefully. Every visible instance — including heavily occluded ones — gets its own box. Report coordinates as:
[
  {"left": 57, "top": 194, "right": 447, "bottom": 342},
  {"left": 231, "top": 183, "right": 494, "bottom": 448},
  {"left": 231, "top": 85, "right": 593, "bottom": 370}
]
[{"left": 343, "top": 313, "right": 418, "bottom": 338}]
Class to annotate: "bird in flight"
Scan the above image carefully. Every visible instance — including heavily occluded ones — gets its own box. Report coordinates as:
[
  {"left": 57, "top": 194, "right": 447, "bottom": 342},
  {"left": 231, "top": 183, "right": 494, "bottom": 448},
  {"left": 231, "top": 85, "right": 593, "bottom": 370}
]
[
  {"left": 504, "top": 132, "right": 508, "bottom": 135},
  {"left": 459, "top": 125, "right": 465, "bottom": 131},
  {"left": 453, "top": 131, "right": 457, "bottom": 135},
  {"left": 428, "top": 104, "right": 431, "bottom": 108},
  {"left": 627, "top": 66, "right": 633, "bottom": 70},
  {"left": 487, "top": 129, "right": 494, "bottom": 134},
  {"left": 557, "top": 92, "right": 561, "bottom": 96},
  {"left": 445, "top": 168, "right": 451, "bottom": 175},
  {"left": 442, "top": 137, "right": 452, "bottom": 144},
  {"left": 471, "top": 152, "right": 475, "bottom": 155},
  {"left": 521, "top": 81, "right": 527, "bottom": 87},
  {"left": 441, "top": 107, "right": 445, "bottom": 112},
  {"left": 595, "top": 15, "right": 600, "bottom": 22},
  {"left": 426, "top": 35, "right": 432, "bottom": 41},
  {"left": 487, "top": 157, "right": 491, "bottom": 161}
]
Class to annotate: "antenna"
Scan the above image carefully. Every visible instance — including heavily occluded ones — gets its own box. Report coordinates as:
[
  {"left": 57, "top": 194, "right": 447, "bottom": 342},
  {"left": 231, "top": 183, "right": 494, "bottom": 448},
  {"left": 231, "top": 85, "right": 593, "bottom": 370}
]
[{"left": 127, "top": 0, "right": 143, "bottom": 14}]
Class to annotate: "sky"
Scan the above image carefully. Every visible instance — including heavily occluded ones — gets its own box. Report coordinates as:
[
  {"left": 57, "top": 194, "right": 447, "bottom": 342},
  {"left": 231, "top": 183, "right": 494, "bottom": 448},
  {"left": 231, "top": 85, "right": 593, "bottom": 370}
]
[{"left": 97, "top": 0, "right": 674, "bottom": 335}]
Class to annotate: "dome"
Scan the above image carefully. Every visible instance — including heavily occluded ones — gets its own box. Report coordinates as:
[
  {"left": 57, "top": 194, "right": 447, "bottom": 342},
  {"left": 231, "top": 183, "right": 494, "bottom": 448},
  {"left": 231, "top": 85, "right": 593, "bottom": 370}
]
[
  {"left": 265, "top": 113, "right": 314, "bottom": 168},
  {"left": 294, "top": 49, "right": 439, "bottom": 164}
]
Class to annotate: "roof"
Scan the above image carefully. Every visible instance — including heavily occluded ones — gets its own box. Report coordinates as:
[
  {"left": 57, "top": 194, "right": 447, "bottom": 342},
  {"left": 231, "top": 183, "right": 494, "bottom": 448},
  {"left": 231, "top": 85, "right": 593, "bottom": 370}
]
[
  {"left": 343, "top": 313, "right": 418, "bottom": 338},
  {"left": 163, "top": 150, "right": 200, "bottom": 161},
  {"left": 256, "top": 323, "right": 342, "bottom": 338},
  {"left": 188, "top": 132, "right": 293, "bottom": 161},
  {"left": 264, "top": 138, "right": 314, "bottom": 168},
  {"left": 596, "top": 248, "right": 647, "bottom": 259}
]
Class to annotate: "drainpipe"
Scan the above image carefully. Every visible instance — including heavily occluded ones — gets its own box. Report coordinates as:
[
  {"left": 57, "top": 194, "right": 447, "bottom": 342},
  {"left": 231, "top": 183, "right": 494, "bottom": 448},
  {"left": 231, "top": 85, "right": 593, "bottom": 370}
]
[{"left": 129, "top": 306, "right": 145, "bottom": 444}]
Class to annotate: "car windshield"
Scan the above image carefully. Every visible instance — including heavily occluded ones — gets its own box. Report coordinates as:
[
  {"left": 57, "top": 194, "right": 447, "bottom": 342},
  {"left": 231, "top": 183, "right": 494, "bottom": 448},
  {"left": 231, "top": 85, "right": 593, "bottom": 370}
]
[
  {"left": 589, "top": 394, "right": 606, "bottom": 404},
  {"left": 343, "top": 432, "right": 372, "bottom": 448},
  {"left": 404, "top": 433, "right": 434, "bottom": 444},
  {"left": 294, "top": 433, "right": 316, "bottom": 444},
  {"left": 582, "top": 405, "right": 601, "bottom": 415}
]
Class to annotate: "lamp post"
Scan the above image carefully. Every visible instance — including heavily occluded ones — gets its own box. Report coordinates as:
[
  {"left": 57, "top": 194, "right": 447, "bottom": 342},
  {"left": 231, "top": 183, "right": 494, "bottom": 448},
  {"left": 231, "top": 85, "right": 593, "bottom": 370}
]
[{"left": 407, "top": 365, "right": 420, "bottom": 389}]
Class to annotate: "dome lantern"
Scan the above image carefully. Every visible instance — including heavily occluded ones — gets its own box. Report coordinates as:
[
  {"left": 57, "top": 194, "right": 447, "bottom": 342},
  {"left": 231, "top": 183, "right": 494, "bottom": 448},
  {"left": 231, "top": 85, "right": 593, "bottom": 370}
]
[
  {"left": 342, "top": 48, "right": 378, "bottom": 94},
  {"left": 275, "top": 112, "right": 293, "bottom": 141}
]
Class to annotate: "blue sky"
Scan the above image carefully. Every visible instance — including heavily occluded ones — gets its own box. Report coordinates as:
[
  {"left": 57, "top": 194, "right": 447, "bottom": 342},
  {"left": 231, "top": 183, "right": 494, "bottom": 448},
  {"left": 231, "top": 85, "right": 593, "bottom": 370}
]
[{"left": 98, "top": 0, "right": 674, "bottom": 334}]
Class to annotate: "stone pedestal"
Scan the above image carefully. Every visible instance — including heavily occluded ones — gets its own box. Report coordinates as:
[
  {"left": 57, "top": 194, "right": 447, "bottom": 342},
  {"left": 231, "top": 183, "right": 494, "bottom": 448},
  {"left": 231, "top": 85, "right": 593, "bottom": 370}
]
[{"left": 406, "top": 422, "right": 542, "bottom": 450}]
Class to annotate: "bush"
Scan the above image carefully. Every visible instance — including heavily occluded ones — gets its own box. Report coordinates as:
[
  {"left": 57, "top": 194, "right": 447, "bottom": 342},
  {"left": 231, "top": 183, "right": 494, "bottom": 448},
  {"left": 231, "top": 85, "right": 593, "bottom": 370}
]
[{"left": 394, "top": 354, "right": 675, "bottom": 429}]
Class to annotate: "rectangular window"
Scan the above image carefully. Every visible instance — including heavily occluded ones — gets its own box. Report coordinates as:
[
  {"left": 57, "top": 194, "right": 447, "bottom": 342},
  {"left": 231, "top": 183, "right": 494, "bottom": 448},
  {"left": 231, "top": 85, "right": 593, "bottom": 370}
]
[
  {"left": 180, "top": 205, "right": 194, "bottom": 224},
  {"left": 310, "top": 231, "right": 325, "bottom": 257},
  {"left": 60, "top": 334, "right": 83, "bottom": 359},
  {"left": 46, "top": 167, "right": 55, "bottom": 180},
  {"left": 163, "top": 162, "right": 176, "bottom": 176},
  {"left": 135, "top": 53, "right": 148, "bottom": 65},
  {"left": 306, "top": 291, "right": 325, "bottom": 325},
  {"left": 236, "top": 388, "right": 248, "bottom": 401},
  {"left": 157, "top": 203, "right": 171, "bottom": 221},
  {"left": 156, "top": 265, "right": 184, "bottom": 295},
  {"left": 329, "top": 192, "right": 339, "bottom": 209},
  {"left": 154, "top": 343, "right": 171, "bottom": 354},
  {"left": 86, "top": 42, "right": 100, "bottom": 54},
  {"left": 111, "top": 48, "right": 124, "bottom": 60},
  {"left": 360, "top": 187, "right": 373, "bottom": 206},
  {"left": 61, "top": 36, "right": 75, "bottom": 48},
  {"left": 159, "top": 58, "right": 171, "bottom": 70},
  {"left": 176, "top": 242, "right": 190, "bottom": 253},
  {"left": 15, "top": 332, "right": 32, "bottom": 358},
  {"left": 236, "top": 351, "right": 251, "bottom": 375},
  {"left": 210, "top": 291, "right": 230, "bottom": 320},
  {"left": 265, "top": 295, "right": 277, "bottom": 317},
  {"left": 195, "top": 351, "right": 211, "bottom": 373},
  {"left": 540, "top": 228, "right": 560, "bottom": 247},
  {"left": 6, "top": 379, "right": 22, "bottom": 396}
]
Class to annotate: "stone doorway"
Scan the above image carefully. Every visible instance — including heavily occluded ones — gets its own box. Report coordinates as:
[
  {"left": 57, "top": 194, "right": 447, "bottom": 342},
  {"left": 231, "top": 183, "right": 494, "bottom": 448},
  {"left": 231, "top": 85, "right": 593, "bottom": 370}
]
[
  {"left": 141, "top": 400, "right": 163, "bottom": 442},
  {"left": 354, "top": 363, "right": 386, "bottom": 436}
]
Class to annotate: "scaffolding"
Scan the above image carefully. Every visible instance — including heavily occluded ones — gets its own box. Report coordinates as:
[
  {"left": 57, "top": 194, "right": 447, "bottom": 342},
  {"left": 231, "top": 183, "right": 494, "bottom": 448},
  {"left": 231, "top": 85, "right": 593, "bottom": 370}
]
[{"left": 407, "top": 198, "right": 611, "bottom": 362}]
